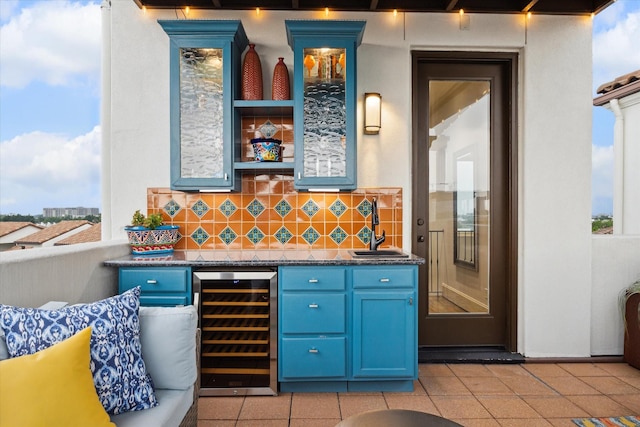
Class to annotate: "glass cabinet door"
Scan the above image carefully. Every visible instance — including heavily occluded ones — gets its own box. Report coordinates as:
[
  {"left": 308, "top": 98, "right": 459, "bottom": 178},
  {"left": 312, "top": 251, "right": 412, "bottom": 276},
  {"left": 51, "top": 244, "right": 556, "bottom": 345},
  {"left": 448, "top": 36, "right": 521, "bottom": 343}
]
[
  {"left": 301, "top": 47, "right": 348, "bottom": 180},
  {"left": 179, "top": 47, "right": 224, "bottom": 180},
  {"left": 159, "top": 20, "right": 248, "bottom": 191},
  {"left": 286, "top": 21, "right": 366, "bottom": 191}
]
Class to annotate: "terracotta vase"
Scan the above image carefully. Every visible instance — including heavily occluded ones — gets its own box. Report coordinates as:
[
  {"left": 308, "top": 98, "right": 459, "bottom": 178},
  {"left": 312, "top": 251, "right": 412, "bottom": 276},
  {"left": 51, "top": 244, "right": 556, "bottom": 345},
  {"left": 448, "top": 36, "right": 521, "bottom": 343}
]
[
  {"left": 242, "top": 44, "right": 263, "bottom": 100},
  {"left": 272, "top": 57, "right": 290, "bottom": 100}
]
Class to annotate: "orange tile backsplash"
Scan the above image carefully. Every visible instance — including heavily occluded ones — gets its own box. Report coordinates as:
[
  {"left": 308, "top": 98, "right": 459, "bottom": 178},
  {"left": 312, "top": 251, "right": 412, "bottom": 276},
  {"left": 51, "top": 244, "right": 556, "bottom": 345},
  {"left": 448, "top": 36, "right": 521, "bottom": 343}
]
[{"left": 148, "top": 176, "right": 402, "bottom": 251}]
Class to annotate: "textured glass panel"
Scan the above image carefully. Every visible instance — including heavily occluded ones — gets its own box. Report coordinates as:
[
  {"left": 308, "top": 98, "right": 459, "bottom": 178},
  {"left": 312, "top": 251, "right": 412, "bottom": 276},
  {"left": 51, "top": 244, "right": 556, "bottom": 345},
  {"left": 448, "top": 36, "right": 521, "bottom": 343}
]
[
  {"left": 302, "top": 48, "right": 347, "bottom": 178},
  {"left": 180, "top": 48, "right": 224, "bottom": 179}
]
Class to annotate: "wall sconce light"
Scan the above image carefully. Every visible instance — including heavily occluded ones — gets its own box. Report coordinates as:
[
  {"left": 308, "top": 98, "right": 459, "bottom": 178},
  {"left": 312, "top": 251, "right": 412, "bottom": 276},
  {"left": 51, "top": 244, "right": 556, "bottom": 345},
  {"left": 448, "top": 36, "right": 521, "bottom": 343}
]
[{"left": 364, "top": 93, "right": 382, "bottom": 135}]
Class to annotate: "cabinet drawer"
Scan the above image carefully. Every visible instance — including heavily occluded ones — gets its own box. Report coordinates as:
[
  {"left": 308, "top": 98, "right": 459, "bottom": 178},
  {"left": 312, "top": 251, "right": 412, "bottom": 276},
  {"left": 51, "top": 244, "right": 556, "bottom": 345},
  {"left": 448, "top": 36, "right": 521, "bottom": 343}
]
[
  {"left": 281, "top": 294, "right": 345, "bottom": 334},
  {"left": 280, "top": 267, "right": 346, "bottom": 291},
  {"left": 352, "top": 267, "right": 415, "bottom": 289},
  {"left": 119, "top": 267, "right": 190, "bottom": 293},
  {"left": 280, "top": 337, "right": 346, "bottom": 379}
]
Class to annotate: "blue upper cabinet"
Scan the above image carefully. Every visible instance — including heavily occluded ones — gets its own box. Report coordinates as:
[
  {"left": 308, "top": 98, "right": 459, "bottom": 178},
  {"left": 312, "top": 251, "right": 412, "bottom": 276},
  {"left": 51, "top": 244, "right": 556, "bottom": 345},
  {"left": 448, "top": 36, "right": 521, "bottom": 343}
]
[
  {"left": 285, "top": 20, "right": 366, "bottom": 191},
  {"left": 159, "top": 20, "right": 248, "bottom": 191}
]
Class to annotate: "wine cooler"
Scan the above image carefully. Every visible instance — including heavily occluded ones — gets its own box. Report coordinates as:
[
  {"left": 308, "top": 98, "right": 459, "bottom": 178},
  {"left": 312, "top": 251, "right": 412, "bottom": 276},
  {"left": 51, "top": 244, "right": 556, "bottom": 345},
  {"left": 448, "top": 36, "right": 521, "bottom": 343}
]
[{"left": 193, "top": 269, "right": 278, "bottom": 396}]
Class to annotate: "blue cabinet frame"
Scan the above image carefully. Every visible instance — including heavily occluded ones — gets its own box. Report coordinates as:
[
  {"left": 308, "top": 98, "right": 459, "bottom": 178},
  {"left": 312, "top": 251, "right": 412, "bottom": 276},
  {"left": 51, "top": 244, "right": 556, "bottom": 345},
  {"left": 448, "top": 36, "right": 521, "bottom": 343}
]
[
  {"left": 285, "top": 20, "right": 366, "bottom": 191},
  {"left": 159, "top": 20, "right": 248, "bottom": 191}
]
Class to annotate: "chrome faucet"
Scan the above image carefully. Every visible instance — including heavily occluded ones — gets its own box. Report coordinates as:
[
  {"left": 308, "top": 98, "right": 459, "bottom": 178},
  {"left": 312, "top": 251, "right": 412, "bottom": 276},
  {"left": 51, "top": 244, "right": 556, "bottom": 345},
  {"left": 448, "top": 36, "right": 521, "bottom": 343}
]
[{"left": 370, "top": 197, "right": 386, "bottom": 251}]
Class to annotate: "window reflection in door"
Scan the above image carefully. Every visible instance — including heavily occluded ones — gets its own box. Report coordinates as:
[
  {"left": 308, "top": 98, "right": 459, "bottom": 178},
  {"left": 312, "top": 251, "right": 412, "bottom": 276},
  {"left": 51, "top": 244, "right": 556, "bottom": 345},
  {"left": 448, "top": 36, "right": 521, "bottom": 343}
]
[
  {"left": 454, "top": 151, "right": 478, "bottom": 270},
  {"left": 428, "top": 80, "right": 490, "bottom": 314}
]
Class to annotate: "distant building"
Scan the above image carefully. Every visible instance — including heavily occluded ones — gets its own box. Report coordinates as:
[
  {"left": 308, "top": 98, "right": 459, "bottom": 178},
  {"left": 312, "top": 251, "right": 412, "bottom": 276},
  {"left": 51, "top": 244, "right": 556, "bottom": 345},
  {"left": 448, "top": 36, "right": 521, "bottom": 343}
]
[
  {"left": 0, "top": 222, "right": 43, "bottom": 251},
  {"left": 42, "top": 207, "right": 100, "bottom": 218},
  {"left": 54, "top": 223, "right": 102, "bottom": 246},
  {"left": 13, "top": 220, "right": 93, "bottom": 249}
]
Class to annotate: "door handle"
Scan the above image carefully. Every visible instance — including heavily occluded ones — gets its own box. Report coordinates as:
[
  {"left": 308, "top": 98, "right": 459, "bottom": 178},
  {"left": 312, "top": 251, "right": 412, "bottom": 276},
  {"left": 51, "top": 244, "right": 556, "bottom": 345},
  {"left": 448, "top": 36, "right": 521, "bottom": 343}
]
[
  {"left": 308, "top": 304, "right": 319, "bottom": 308},
  {"left": 417, "top": 235, "right": 425, "bottom": 242}
]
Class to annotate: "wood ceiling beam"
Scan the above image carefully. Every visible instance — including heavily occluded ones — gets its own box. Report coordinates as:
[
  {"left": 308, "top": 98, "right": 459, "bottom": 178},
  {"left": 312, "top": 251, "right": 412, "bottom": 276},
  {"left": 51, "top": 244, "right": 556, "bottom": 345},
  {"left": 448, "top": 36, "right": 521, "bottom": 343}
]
[
  {"left": 369, "top": 0, "right": 379, "bottom": 10},
  {"left": 445, "top": 0, "right": 459, "bottom": 11},
  {"left": 292, "top": 0, "right": 299, "bottom": 9},
  {"left": 522, "top": 0, "right": 539, "bottom": 13}
]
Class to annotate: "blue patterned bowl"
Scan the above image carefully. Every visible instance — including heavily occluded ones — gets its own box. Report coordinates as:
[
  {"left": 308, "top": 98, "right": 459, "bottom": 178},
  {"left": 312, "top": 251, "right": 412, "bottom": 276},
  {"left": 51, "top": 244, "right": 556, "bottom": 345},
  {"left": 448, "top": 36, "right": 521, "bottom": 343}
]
[{"left": 251, "top": 138, "right": 283, "bottom": 162}]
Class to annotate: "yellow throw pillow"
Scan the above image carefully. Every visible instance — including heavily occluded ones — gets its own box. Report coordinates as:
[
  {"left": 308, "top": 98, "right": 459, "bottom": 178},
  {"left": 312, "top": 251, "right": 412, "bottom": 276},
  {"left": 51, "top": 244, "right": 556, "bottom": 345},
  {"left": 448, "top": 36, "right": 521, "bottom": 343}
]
[{"left": 0, "top": 327, "right": 115, "bottom": 427}]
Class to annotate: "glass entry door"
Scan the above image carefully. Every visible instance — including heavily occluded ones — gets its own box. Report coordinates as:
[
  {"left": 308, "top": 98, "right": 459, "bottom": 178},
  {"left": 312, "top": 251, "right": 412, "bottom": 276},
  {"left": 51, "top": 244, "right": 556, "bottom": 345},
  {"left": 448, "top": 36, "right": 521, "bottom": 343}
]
[
  {"left": 428, "top": 80, "right": 490, "bottom": 315},
  {"left": 412, "top": 53, "right": 517, "bottom": 348}
]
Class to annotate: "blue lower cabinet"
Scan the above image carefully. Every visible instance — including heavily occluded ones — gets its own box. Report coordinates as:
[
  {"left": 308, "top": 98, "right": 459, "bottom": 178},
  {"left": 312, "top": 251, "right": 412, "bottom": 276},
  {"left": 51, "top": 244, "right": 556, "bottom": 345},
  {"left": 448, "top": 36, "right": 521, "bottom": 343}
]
[
  {"left": 119, "top": 267, "right": 192, "bottom": 306},
  {"left": 281, "top": 293, "right": 346, "bottom": 334},
  {"left": 352, "top": 291, "right": 416, "bottom": 378},
  {"left": 278, "top": 265, "right": 417, "bottom": 392},
  {"left": 280, "top": 337, "right": 347, "bottom": 378}
]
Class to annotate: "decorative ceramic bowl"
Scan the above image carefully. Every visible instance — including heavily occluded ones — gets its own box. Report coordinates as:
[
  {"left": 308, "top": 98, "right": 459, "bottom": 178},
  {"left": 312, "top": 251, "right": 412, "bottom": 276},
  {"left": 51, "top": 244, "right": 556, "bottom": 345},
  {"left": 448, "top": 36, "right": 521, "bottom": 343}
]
[
  {"left": 124, "top": 225, "right": 180, "bottom": 255},
  {"left": 251, "top": 138, "right": 283, "bottom": 162}
]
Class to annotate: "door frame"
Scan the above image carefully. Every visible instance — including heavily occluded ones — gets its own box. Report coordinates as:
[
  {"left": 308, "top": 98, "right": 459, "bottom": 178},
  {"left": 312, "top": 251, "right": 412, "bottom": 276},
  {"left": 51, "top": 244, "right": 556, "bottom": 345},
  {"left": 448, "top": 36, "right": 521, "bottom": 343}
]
[{"left": 411, "top": 51, "right": 519, "bottom": 352}]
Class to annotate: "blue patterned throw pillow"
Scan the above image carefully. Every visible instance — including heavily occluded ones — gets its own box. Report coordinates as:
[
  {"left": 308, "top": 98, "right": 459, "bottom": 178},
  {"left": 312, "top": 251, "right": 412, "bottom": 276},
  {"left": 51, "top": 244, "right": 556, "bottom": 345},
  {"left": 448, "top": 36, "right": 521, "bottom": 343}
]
[{"left": 0, "top": 287, "right": 157, "bottom": 415}]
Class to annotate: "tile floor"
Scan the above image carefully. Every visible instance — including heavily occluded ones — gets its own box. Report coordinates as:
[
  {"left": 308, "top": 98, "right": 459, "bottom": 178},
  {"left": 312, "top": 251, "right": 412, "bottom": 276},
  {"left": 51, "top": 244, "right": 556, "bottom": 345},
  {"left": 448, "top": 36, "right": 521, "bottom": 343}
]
[{"left": 197, "top": 362, "right": 640, "bottom": 427}]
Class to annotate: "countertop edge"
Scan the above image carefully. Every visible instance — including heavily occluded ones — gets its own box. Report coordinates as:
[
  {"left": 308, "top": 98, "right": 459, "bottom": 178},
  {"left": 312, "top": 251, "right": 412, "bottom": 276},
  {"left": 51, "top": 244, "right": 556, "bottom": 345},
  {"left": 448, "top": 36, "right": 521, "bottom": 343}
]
[{"left": 104, "top": 258, "right": 425, "bottom": 267}]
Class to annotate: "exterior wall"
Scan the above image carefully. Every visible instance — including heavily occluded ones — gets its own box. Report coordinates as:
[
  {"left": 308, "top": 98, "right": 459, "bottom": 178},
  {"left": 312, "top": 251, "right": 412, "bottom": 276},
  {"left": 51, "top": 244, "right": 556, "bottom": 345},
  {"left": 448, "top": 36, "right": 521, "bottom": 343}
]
[
  {"left": 106, "top": 2, "right": 595, "bottom": 356},
  {"left": 0, "top": 241, "right": 128, "bottom": 307},
  {"left": 604, "top": 91, "right": 640, "bottom": 235},
  {"left": 519, "top": 16, "right": 594, "bottom": 357},
  {"left": 591, "top": 235, "right": 640, "bottom": 355}
]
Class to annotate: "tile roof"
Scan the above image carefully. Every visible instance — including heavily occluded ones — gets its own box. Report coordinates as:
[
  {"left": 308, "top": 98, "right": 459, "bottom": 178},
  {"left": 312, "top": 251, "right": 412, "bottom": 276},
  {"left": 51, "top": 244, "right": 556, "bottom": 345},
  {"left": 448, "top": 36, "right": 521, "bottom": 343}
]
[
  {"left": 54, "top": 223, "right": 102, "bottom": 245},
  {"left": 594, "top": 70, "right": 640, "bottom": 106},
  {"left": 596, "top": 70, "right": 640, "bottom": 94},
  {"left": 15, "top": 220, "right": 91, "bottom": 245},
  {"left": 0, "top": 222, "right": 42, "bottom": 237}
]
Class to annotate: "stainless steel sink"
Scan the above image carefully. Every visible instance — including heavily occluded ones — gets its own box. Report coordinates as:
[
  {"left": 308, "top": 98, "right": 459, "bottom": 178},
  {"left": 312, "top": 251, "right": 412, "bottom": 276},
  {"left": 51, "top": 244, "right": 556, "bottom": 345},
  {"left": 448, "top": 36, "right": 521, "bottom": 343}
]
[{"left": 350, "top": 250, "right": 409, "bottom": 258}]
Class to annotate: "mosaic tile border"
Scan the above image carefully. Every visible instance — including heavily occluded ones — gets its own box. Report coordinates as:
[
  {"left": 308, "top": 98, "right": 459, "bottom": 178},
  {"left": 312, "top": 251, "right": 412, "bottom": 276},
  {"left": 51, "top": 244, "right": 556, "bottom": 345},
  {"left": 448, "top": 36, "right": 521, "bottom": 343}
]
[{"left": 148, "top": 175, "right": 402, "bottom": 251}]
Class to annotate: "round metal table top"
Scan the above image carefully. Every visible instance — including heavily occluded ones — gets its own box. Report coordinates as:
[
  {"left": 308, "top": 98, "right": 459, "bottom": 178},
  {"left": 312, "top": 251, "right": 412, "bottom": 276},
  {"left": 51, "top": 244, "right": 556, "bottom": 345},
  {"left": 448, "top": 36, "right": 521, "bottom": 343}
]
[{"left": 335, "top": 409, "right": 464, "bottom": 427}]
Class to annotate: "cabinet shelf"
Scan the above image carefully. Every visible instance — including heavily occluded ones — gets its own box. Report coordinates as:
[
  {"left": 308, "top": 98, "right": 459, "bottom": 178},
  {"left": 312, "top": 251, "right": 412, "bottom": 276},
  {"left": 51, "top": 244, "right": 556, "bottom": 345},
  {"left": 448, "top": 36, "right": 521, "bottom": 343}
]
[
  {"left": 234, "top": 100, "right": 294, "bottom": 116},
  {"left": 234, "top": 161, "right": 295, "bottom": 171}
]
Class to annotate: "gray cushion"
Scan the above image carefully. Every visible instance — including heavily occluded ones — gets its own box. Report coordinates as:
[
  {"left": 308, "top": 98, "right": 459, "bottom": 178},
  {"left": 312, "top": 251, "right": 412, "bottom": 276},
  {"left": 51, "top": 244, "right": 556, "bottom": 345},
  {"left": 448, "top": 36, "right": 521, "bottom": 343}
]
[
  {"left": 139, "top": 305, "right": 198, "bottom": 390},
  {"left": 0, "top": 330, "right": 7, "bottom": 360},
  {"left": 110, "top": 387, "right": 194, "bottom": 427}
]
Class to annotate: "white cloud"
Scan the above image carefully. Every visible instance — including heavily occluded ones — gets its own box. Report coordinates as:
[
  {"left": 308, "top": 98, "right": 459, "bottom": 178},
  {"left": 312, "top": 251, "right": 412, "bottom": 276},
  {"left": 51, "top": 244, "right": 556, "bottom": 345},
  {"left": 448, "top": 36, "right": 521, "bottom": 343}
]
[
  {"left": 0, "top": 1, "right": 101, "bottom": 88},
  {"left": 593, "top": 9, "right": 640, "bottom": 92},
  {"left": 0, "top": 127, "right": 101, "bottom": 214}
]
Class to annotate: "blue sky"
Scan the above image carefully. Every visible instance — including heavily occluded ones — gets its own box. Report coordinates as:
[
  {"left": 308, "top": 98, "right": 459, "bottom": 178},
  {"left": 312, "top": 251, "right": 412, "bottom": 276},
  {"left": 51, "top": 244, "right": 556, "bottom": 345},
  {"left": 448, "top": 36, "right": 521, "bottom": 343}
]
[{"left": 1, "top": 1, "right": 639, "bottom": 215}]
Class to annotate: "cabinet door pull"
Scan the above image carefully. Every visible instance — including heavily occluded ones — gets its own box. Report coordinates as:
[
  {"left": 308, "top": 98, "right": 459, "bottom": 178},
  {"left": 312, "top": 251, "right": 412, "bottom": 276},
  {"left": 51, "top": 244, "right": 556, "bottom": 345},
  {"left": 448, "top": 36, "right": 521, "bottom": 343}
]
[
  {"left": 224, "top": 173, "right": 228, "bottom": 181},
  {"left": 308, "top": 348, "right": 319, "bottom": 353},
  {"left": 409, "top": 297, "right": 413, "bottom": 306},
  {"left": 308, "top": 279, "right": 319, "bottom": 283},
  {"left": 146, "top": 279, "right": 158, "bottom": 285},
  {"left": 308, "top": 303, "right": 319, "bottom": 308},
  {"left": 379, "top": 278, "right": 390, "bottom": 283}
]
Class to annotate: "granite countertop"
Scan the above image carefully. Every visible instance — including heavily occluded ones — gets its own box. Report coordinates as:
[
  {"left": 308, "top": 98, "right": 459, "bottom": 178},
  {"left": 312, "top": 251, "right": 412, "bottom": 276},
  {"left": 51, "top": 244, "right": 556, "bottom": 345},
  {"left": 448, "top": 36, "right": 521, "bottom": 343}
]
[{"left": 104, "top": 248, "right": 425, "bottom": 267}]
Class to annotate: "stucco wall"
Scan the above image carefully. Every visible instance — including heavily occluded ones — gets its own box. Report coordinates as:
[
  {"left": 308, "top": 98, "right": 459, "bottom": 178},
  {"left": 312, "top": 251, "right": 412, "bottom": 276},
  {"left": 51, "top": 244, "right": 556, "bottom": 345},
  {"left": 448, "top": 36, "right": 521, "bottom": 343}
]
[
  {"left": 0, "top": 241, "right": 128, "bottom": 307},
  {"left": 519, "top": 16, "right": 594, "bottom": 358},
  {"left": 591, "top": 235, "right": 640, "bottom": 355},
  {"left": 618, "top": 92, "right": 640, "bottom": 234},
  {"left": 105, "top": 2, "right": 595, "bottom": 357}
]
